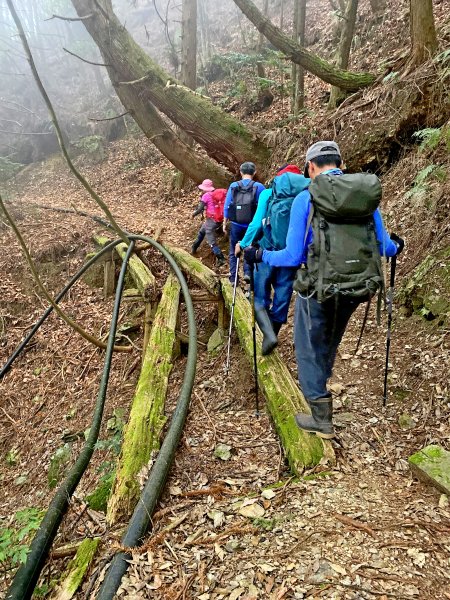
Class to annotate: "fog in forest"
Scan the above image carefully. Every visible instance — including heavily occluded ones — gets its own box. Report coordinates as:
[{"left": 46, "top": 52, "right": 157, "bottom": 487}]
[{"left": 0, "top": 0, "right": 290, "bottom": 170}]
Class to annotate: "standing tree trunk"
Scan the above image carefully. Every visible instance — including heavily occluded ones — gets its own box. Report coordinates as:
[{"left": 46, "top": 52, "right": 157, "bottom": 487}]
[
  {"left": 256, "top": 0, "right": 269, "bottom": 78},
  {"left": 177, "top": 0, "right": 198, "bottom": 188},
  {"left": 71, "top": 0, "right": 270, "bottom": 176},
  {"left": 232, "top": 0, "right": 375, "bottom": 91},
  {"left": 291, "top": 0, "right": 306, "bottom": 115},
  {"left": 181, "top": 0, "right": 197, "bottom": 90},
  {"left": 409, "top": 0, "right": 438, "bottom": 67},
  {"left": 329, "top": 0, "right": 359, "bottom": 108}
]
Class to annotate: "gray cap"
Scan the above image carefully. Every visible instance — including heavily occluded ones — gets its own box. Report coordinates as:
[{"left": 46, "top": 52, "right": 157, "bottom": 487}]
[{"left": 305, "top": 140, "right": 341, "bottom": 163}]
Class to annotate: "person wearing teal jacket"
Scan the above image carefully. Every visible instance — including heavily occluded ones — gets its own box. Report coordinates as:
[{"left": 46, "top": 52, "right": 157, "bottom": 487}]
[{"left": 236, "top": 164, "right": 310, "bottom": 354}]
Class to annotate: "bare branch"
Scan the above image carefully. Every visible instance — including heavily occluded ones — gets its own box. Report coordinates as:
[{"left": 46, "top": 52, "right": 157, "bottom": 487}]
[
  {"left": 0, "top": 117, "right": 22, "bottom": 126},
  {"left": 117, "top": 73, "right": 150, "bottom": 86},
  {"left": 63, "top": 46, "right": 111, "bottom": 67},
  {"left": 45, "top": 13, "right": 93, "bottom": 22},
  {"left": 6, "top": 0, "right": 129, "bottom": 245},
  {"left": 88, "top": 111, "right": 129, "bottom": 122},
  {"left": 0, "top": 129, "right": 52, "bottom": 135}
]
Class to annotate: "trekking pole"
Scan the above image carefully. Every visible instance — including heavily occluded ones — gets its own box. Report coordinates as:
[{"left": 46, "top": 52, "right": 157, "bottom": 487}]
[
  {"left": 383, "top": 255, "right": 397, "bottom": 406},
  {"left": 250, "top": 266, "right": 260, "bottom": 417},
  {"left": 225, "top": 256, "right": 240, "bottom": 374}
]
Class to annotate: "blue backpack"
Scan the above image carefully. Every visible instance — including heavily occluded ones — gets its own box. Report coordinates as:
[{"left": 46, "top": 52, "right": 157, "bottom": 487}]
[{"left": 263, "top": 173, "right": 310, "bottom": 250}]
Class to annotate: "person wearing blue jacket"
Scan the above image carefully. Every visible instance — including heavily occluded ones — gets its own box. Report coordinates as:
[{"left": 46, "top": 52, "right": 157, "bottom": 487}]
[
  {"left": 236, "top": 164, "right": 310, "bottom": 355},
  {"left": 223, "top": 162, "right": 265, "bottom": 284},
  {"left": 244, "top": 141, "right": 404, "bottom": 439}
]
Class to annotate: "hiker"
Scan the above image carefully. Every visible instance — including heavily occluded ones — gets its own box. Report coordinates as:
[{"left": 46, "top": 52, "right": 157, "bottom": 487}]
[
  {"left": 223, "top": 162, "right": 265, "bottom": 284},
  {"left": 235, "top": 164, "right": 310, "bottom": 355},
  {"left": 191, "top": 179, "right": 226, "bottom": 267},
  {"left": 244, "top": 141, "right": 404, "bottom": 439}
]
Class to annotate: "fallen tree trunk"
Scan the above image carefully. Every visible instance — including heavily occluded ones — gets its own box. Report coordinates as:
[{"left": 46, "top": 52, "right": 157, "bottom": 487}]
[
  {"left": 94, "top": 236, "right": 156, "bottom": 300},
  {"left": 232, "top": 0, "right": 375, "bottom": 91},
  {"left": 53, "top": 538, "right": 100, "bottom": 600},
  {"left": 221, "top": 279, "right": 335, "bottom": 473},
  {"left": 165, "top": 244, "right": 220, "bottom": 297},
  {"left": 107, "top": 273, "right": 181, "bottom": 525}
]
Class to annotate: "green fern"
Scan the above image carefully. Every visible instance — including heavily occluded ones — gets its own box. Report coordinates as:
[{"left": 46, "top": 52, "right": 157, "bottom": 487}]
[
  {"left": 415, "top": 163, "right": 439, "bottom": 185},
  {"left": 413, "top": 128, "right": 442, "bottom": 151}
]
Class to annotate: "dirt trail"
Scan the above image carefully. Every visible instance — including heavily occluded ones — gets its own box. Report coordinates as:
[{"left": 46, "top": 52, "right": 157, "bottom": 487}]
[{"left": 1, "top": 141, "right": 449, "bottom": 599}]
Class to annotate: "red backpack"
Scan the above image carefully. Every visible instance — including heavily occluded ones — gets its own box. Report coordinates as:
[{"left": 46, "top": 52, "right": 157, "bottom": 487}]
[{"left": 210, "top": 188, "right": 226, "bottom": 222}]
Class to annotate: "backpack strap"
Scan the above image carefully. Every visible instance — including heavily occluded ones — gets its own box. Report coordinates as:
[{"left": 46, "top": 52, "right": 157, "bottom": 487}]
[{"left": 303, "top": 202, "right": 314, "bottom": 247}]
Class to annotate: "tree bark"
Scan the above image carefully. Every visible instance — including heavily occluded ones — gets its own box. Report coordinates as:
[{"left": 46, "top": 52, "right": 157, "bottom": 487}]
[
  {"left": 221, "top": 279, "right": 335, "bottom": 473},
  {"left": 232, "top": 0, "right": 375, "bottom": 91},
  {"left": 107, "top": 273, "right": 181, "bottom": 525},
  {"left": 181, "top": 0, "right": 197, "bottom": 90},
  {"left": 291, "top": 0, "right": 306, "bottom": 114},
  {"left": 329, "top": 0, "right": 359, "bottom": 108},
  {"left": 409, "top": 0, "right": 438, "bottom": 66},
  {"left": 70, "top": 0, "right": 270, "bottom": 174}
]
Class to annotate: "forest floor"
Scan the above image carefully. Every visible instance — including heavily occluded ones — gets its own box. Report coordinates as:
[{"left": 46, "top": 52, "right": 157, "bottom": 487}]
[{"left": 1, "top": 134, "right": 449, "bottom": 600}]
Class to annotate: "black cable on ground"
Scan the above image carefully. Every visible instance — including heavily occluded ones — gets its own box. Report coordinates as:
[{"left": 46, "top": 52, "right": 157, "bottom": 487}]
[
  {"left": 0, "top": 239, "right": 119, "bottom": 380},
  {"left": 4, "top": 235, "right": 197, "bottom": 600},
  {"left": 5, "top": 241, "right": 135, "bottom": 600},
  {"left": 95, "top": 235, "right": 197, "bottom": 600}
]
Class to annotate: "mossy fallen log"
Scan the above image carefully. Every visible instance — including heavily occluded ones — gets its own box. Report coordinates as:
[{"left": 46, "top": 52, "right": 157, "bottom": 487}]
[
  {"left": 53, "top": 538, "right": 100, "bottom": 600},
  {"left": 94, "top": 235, "right": 156, "bottom": 299},
  {"left": 106, "top": 273, "right": 181, "bottom": 525},
  {"left": 164, "top": 244, "right": 220, "bottom": 296},
  {"left": 221, "top": 279, "right": 335, "bottom": 474}
]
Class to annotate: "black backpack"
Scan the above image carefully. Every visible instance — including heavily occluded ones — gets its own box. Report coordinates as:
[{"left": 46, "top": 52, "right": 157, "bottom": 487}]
[
  {"left": 294, "top": 173, "right": 384, "bottom": 303},
  {"left": 227, "top": 181, "right": 257, "bottom": 225}
]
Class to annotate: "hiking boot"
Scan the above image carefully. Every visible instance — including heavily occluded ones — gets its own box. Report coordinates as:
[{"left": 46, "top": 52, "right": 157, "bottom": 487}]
[
  {"left": 295, "top": 397, "right": 335, "bottom": 439},
  {"left": 255, "top": 308, "right": 278, "bottom": 355},
  {"left": 243, "top": 273, "right": 251, "bottom": 284},
  {"left": 191, "top": 240, "right": 201, "bottom": 254},
  {"left": 216, "top": 253, "right": 226, "bottom": 267}
]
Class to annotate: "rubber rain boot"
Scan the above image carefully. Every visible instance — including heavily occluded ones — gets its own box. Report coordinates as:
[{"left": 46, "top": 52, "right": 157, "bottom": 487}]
[
  {"left": 271, "top": 321, "right": 282, "bottom": 335},
  {"left": 295, "top": 397, "right": 335, "bottom": 439},
  {"left": 255, "top": 308, "right": 278, "bottom": 355}
]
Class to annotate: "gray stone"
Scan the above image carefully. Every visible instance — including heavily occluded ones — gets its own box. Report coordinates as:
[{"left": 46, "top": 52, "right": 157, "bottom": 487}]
[{"left": 409, "top": 445, "right": 450, "bottom": 495}]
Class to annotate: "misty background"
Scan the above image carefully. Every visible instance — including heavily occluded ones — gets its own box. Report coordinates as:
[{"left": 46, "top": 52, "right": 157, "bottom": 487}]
[{"left": 0, "top": 0, "right": 291, "bottom": 173}]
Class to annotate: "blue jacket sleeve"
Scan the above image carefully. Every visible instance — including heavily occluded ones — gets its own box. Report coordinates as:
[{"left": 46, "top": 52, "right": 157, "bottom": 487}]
[
  {"left": 223, "top": 183, "right": 235, "bottom": 219},
  {"left": 240, "top": 189, "right": 271, "bottom": 249},
  {"left": 374, "top": 209, "right": 398, "bottom": 257},
  {"left": 262, "top": 190, "right": 310, "bottom": 267}
]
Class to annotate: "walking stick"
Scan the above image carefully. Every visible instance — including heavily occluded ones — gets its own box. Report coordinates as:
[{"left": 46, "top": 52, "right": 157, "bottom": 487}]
[
  {"left": 383, "top": 255, "right": 397, "bottom": 406},
  {"left": 225, "top": 256, "right": 240, "bottom": 375},
  {"left": 250, "top": 266, "right": 260, "bottom": 417}
]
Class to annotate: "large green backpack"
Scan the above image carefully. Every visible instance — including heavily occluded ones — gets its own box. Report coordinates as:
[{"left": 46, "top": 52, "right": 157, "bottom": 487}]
[
  {"left": 262, "top": 172, "right": 310, "bottom": 250},
  {"left": 294, "top": 173, "right": 384, "bottom": 302}
]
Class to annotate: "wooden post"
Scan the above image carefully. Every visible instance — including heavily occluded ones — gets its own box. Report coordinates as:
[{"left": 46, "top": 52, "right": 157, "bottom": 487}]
[{"left": 103, "top": 255, "right": 115, "bottom": 298}]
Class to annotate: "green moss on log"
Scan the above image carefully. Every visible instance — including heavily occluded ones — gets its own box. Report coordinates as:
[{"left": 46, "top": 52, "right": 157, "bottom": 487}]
[
  {"left": 85, "top": 472, "right": 115, "bottom": 513},
  {"left": 409, "top": 445, "right": 450, "bottom": 495},
  {"left": 82, "top": 252, "right": 105, "bottom": 288},
  {"left": 53, "top": 538, "right": 100, "bottom": 600},
  {"left": 165, "top": 244, "right": 220, "bottom": 296},
  {"left": 221, "top": 279, "right": 334, "bottom": 474},
  {"left": 106, "top": 273, "right": 181, "bottom": 525},
  {"left": 93, "top": 235, "right": 156, "bottom": 300},
  {"left": 399, "top": 246, "right": 450, "bottom": 324}
]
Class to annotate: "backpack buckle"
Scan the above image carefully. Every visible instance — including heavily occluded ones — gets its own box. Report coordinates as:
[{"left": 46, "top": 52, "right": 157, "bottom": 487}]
[{"left": 319, "top": 218, "right": 327, "bottom": 230}]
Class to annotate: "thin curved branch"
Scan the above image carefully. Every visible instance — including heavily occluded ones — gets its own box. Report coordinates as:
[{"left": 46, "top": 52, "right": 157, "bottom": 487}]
[
  {"left": 6, "top": 0, "right": 128, "bottom": 245},
  {"left": 45, "top": 13, "right": 93, "bottom": 22},
  {"left": 63, "top": 46, "right": 111, "bottom": 67},
  {"left": 0, "top": 193, "right": 131, "bottom": 353},
  {"left": 88, "top": 111, "right": 129, "bottom": 122}
]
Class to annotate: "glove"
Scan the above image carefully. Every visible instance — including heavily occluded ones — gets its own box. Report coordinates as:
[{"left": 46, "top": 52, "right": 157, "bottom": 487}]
[
  {"left": 192, "top": 203, "right": 204, "bottom": 218},
  {"left": 244, "top": 245, "right": 263, "bottom": 265},
  {"left": 390, "top": 233, "right": 405, "bottom": 255},
  {"left": 235, "top": 242, "right": 241, "bottom": 257}
]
